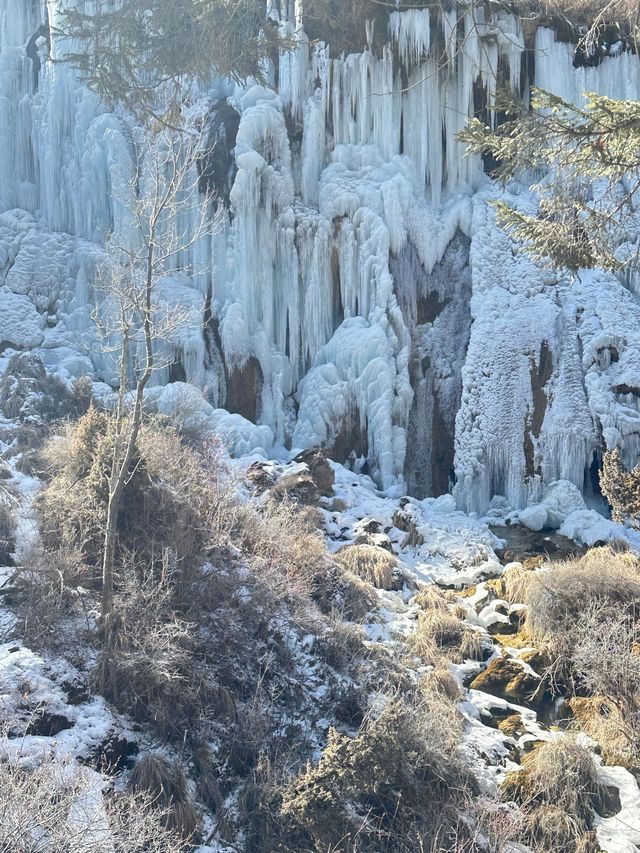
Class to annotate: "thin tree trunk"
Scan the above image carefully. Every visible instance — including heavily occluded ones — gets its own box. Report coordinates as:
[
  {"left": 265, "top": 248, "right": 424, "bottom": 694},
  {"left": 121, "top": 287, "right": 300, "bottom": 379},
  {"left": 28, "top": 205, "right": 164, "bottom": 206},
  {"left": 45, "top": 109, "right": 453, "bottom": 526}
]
[{"left": 100, "top": 243, "right": 155, "bottom": 626}]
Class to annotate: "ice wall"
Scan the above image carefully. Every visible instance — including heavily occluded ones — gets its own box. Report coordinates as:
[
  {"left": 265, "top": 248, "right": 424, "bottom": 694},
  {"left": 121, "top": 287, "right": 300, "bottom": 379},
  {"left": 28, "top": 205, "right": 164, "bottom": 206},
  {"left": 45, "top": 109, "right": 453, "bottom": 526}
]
[{"left": 1, "top": 0, "right": 640, "bottom": 509}]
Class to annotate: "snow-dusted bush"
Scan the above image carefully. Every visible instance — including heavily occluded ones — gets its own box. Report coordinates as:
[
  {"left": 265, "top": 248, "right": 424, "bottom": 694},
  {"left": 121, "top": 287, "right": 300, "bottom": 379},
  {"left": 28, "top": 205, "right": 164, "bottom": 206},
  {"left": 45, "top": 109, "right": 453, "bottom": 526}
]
[
  {"left": 600, "top": 448, "right": 640, "bottom": 528},
  {"left": 0, "top": 353, "right": 90, "bottom": 425},
  {"left": 278, "top": 693, "right": 476, "bottom": 853},
  {"left": 0, "top": 753, "right": 186, "bottom": 852}
]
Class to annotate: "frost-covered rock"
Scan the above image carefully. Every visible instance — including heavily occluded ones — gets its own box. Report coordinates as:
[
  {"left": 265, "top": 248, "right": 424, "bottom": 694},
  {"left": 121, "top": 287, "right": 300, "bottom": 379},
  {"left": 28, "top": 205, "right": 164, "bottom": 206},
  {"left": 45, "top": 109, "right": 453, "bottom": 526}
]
[
  {"left": 518, "top": 481, "right": 586, "bottom": 532},
  {"left": 0, "top": 289, "right": 45, "bottom": 349},
  {"left": 146, "top": 383, "right": 274, "bottom": 457}
]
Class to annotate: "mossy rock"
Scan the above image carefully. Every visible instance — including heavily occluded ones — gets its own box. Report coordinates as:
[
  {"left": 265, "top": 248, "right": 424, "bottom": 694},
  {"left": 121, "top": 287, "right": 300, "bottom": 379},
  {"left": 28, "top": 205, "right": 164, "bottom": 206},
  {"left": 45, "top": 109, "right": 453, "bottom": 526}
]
[
  {"left": 485, "top": 577, "right": 506, "bottom": 598},
  {"left": 498, "top": 713, "right": 527, "bottom": 739},
  {"left": 520, "top": 647, "right": 553, "bottom": 674},
  {"left": 469, "top": 657, "right": 547, "bottom": 709},
  {"left": 492, "top": 629, "right": 532, "bottom": 649}
]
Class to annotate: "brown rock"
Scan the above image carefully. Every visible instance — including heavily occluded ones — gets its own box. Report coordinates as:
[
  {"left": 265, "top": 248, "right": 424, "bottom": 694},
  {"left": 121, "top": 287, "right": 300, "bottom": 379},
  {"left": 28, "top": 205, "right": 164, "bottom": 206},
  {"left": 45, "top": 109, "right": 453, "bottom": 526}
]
[
  {"left": 293, "top": 448, "right": 335, "bottom": 496},
  {"left": 498, "top": 713, "right": 526, "bottom": 739},
  {"left": 470, "top": 656, "right": 546, "bottom": 709}
]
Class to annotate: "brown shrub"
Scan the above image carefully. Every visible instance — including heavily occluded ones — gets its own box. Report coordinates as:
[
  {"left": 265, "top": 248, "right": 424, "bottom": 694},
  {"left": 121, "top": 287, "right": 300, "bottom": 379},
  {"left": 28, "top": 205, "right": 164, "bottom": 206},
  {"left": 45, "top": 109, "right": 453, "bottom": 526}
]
[
  {"left": 421, "top": 666, "right": 462, "bottom": 702},
  {"left": 525, "top": 547, "right": 640, "bottom": 649},
  {"left": 334, "top": 543, "right": 397, "bottom": 590},
  {"left": 95, "top": 570, "right": 203, "bottom": 739},
  {"left": 503, "top": 738, "right": 604, "bottom": 852},
  {"left": 11, "top": 545, "right": 90, "bottom": 649},
  {"left": 412, "top": 586, "right": 449, "bottom": 611},
  {"left": 568, "top": 696, "right": 632, "bottom": 767},
  {"left": 38, "top": 410, "right": 217, "bottom": 577},
  {"left": 280, "top": 693, "right": 475, "bottom": 853}
]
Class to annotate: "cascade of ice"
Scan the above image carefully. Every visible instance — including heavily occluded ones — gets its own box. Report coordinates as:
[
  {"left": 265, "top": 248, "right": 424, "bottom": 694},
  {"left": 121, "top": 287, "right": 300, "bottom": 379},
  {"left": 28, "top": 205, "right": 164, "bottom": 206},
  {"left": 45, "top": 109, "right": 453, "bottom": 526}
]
[{"left": 2, "top": 0, "right": 640, "bottom": 505}]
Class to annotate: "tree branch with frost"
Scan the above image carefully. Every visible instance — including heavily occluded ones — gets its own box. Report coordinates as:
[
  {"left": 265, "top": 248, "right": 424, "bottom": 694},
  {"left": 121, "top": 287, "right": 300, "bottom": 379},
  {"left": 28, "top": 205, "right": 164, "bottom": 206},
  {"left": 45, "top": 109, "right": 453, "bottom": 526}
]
[
  {"left": 54, "top": 0, "right": 294, "bottom": 123},
  {"left": 459, "top": 88, "right": 640, "bottom": 272}
]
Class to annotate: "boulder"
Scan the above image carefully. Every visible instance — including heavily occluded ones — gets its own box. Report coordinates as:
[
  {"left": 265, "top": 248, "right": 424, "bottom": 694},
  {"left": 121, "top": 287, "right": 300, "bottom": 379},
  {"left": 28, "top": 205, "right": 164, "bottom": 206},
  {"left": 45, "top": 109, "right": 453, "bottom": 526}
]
[
  {"left": 246, "top": 461, "right": 277, "bottom": 493},
  {"left": 272, "top": 464, "right": 320, "bottom": 506},
  {"left": 469, "top": 657, "right": 546, "bottom": 709},
  {"left": 293, "top": 448, "right": 335, "bottom": 496}
]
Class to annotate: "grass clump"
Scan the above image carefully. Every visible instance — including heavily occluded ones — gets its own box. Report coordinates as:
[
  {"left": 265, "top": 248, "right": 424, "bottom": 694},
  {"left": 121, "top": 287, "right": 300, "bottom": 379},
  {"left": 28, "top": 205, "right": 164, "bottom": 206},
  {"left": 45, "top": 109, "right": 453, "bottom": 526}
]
[
  {"left": 503, "top": 738, "right": 606, "bottom": 853},
  {"left": 334, "top": 543, "right": 398, "bottom": 591},
  {"left": 129, "top": 753, "right": 199, "bottom": 841},
  {"left": 410, "top": 609, "right": 485, "bottom": 665}
]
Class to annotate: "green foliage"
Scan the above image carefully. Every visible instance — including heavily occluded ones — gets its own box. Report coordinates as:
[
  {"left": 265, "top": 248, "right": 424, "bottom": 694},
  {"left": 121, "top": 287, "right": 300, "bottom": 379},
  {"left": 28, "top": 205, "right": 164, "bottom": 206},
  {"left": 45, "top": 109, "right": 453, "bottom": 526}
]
[{"left": 460, "top": 88, "right": 640, "bottom": 272}]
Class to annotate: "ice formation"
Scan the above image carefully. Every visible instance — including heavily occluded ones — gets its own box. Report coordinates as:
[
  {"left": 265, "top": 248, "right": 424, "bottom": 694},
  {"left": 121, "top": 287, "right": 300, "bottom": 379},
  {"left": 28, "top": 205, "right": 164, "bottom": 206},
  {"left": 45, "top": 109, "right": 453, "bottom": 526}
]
[{"left": 1, "top": 0, "right": 640, "bottom": 512}]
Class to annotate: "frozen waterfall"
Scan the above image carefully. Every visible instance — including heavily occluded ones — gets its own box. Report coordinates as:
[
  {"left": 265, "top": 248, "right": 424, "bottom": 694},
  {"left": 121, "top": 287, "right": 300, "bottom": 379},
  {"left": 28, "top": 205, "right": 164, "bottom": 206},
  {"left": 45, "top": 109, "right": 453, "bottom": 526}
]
[{"left": 1, "top": 0, "right": 640, "bottom": 511}]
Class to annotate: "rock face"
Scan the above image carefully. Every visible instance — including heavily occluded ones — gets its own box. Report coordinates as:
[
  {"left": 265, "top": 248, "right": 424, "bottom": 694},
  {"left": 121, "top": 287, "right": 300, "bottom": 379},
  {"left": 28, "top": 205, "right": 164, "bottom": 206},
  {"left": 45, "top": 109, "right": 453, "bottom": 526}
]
[{"left": 1, "top": 1, "right": 640, "bottom": 510}]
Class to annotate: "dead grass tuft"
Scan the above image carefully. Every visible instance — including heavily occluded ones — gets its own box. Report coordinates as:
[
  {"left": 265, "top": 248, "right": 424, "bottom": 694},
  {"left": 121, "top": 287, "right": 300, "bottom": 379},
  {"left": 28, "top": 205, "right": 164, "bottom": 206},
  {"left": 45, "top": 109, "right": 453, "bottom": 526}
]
[
  {"left": 411, "top": 609, "right": 485, "bottom": 665},
  {"left": 334, "top": 543, "right": 397, "bottom": 590},
  {"left": 129, "top": 753, "right": 199, "bottom": 840}
]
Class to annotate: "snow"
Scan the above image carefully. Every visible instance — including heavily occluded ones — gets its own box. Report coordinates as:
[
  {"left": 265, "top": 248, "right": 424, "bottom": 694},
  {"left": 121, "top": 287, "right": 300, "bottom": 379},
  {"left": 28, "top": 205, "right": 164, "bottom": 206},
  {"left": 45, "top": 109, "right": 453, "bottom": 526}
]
[{"left": 0, "top": 288, "right": 45, "bottom": 348}]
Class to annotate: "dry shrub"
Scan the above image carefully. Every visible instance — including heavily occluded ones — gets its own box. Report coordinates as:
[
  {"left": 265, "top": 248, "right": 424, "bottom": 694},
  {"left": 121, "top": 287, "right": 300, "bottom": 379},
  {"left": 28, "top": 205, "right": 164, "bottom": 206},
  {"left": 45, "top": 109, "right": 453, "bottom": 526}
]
[
  {"left": 501, "top": 563, "right": 536, "bottom": 604},
  {"left": 334, "top": 543, "right": 397, "bottom": 590},
  {"left": 11, "top": 545, "right": 90, "bottom": 649},
  {"left": 38, "top": 409, "right": 218, "bottom": 576},
  {"left": 411, "top": 609, "right": 485, "bottom": 665},
  {"left": 412, "top": 586, "right": 449, "bottom": 611},
  {"left": 95, "top": 570, "right": 203, "bottom": 739},
  {"left": 503, "top": 738, "right": 604, "bottom": 853},
  {"left": 0, "top": 752, "right": 187, "bottom": 852},
  {"left": 568, "top": 696, "right": 631, "bottom": 767},
  {"left": 129, "top": 753, "right": 199, "bottom": 840},
  {"left": 421, "top": 666, "right": 462, "bottom": 702},
  {"left": 538, "top": 0, "right": 640, "bottom": 27},
  {"left": 279, "top": 693, "right": 476, "bottom": 853},
  {"left": 234, "top": 499, "right": 329, "bottom": 600},
  {"left": 340, "top": 570, "right": 378, "bottom": 622},
  {"left": 570, "top": 607, "right": 640, "bottom": 761},
  {"left": 314, "top": 620, "right": 367, "bottom": 672},
  {"left": 525, "top": 547, "right": 640, "bottom": 648},
  {"left": 0, "top": 486, "right": 16, "bottom": 565}
]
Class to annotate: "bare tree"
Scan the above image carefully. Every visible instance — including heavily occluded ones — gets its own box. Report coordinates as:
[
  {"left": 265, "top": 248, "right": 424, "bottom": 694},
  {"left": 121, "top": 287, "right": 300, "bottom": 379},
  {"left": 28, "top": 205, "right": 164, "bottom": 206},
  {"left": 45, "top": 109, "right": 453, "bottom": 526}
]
[{"left": 94, "top": 129, "right": 219, "bottom": 632}]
